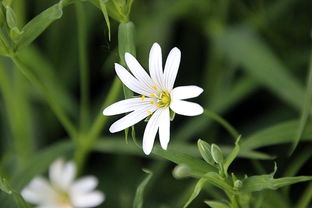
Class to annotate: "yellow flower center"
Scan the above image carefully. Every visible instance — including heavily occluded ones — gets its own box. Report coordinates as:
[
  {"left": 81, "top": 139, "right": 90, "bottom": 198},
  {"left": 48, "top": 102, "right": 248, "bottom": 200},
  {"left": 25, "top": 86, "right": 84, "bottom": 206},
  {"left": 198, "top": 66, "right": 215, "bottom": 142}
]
[{"left": 156, "top": 91, "right": 171, "bottom": 108}]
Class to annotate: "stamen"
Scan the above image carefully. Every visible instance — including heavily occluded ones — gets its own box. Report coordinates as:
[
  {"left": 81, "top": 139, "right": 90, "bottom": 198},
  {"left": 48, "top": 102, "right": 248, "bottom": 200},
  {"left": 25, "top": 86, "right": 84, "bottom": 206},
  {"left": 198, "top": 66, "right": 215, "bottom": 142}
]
[
  {"left": 157, "top": 104, "right": 161, "bottom": 108},
  {"left": 141, "top": 95, "right": 145, "bottom": 101},
  {"left": 150, "top": 94, "right": 155, "bottom": 97},
  {"left": 165, "top": 90, "right": 169, "bottom": 95},
  {"left": 150, "top": 101, "right": 154, "bottom": 104},
  {"left": 152, "top": 86, "right": 157, "bottom": 90},
  {"left": 147, "top": 110, "right": 152, "bottom": 115},
  {"left": 159, "top": 91, "right": 163, "bottom": 95}
]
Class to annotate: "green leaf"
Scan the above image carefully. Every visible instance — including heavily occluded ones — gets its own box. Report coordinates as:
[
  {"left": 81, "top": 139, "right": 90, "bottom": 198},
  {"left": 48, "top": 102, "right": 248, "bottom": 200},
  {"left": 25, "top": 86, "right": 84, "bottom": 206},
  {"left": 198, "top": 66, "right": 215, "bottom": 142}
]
[
  {"left": 223, "top": 136, "right": 240, "bottom": 174},
  {"left": 0, "top": 177, "right": 31, "bottom": 208},
  {"left": 241, "top": 120, "right": 312, "bottom": 151},
  {"left": 183, "top": 178, "right": 207, "bottom": 208},
  {"left": 290, "top": 55, "right": 312, "bottom": 154},
  {"left": 204, "top": 201, "right": 230, "bottom": 208},
  {"left": 133, "top": 169, "right": 153, "bottom": 208},
  {"left": 242, "top": 164, "right": 312, "bottom": 192},
  {"left": 99, "top": 0, "right": 111, "bottom": 41},
  {"left": 213, "top": 25, "right": 304, "bottom": 110},
  {"left": 152, "top": 146, "right": 216, "bottom": 175},
  {"left": 15, "top": 2, "right": 63, "bottom": 51}
]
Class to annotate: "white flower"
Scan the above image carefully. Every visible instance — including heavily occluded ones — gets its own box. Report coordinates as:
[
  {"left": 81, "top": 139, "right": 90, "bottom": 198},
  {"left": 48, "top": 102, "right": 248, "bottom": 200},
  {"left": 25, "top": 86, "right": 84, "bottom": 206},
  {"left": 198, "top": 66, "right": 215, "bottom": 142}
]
[
  {"left": 21, "top": 158, "right": 105, "bottom": 208},
  {"left": 103, "top": 42, "right": 204, "bottom": 155}
]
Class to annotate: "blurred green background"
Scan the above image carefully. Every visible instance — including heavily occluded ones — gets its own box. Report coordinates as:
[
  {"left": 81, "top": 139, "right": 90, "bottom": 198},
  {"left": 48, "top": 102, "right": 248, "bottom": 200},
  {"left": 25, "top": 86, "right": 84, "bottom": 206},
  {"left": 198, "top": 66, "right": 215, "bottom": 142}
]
[{"left": 0, "top": 0, "right": 312, "bottom": 207}]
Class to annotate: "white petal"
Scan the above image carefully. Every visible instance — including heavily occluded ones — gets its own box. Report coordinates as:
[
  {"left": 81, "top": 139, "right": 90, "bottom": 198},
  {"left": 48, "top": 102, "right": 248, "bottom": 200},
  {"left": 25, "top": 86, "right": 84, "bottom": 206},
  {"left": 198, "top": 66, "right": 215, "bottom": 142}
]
[
  {"left": 164, "top": 47, "right": 181, "bottom": 91},
  {"left": 159, "top": 108, "right": 170, "bottom": 150},
  {"left": 71, "top": 191, "right": 105, "bottom": 208},
  {"left": 60, "top": 161, "right": 76, "bottom": 191},
  {"left": 22, "top": 177, "right": 56, "bottom": 204},
  {"left": 170, "top": 100, "right": 203, "bottom": 116},
  {"left": 70, "top": 176, "right": 98, "bottom": 195},
  {"left": 36, "top": 205, "right": 59, "bottom": 208},
  {"left": 149, "top": 43, "right": 165, "bottom": 90},
  {"left": 103, "top": 98, "right": 154, "bottom": 116},
  {"left": 125, "top": 52, "right": 155, "bottom": 93},
  {"left": 171, "top": 85, "right": 203, "bottom": 100},
  {"left": 115, "top": 63, "right": 151, "bottom": 96},
  {"left": 109, "top": 104, "right": 156, "bottom": 133},
  {"left": 49, "top": 159, "right": 64, "bottom": 189},
  {"left": 143, "top": 109, "right": 163, "bottom": 155},
  {"left": 49, "top": 159, "right": 76, "bottom": 191}
]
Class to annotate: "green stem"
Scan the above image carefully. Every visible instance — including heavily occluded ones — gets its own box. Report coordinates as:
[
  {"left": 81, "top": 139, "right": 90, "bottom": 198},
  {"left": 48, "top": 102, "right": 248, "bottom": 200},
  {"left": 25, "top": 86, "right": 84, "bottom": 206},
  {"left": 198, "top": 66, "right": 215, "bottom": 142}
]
[
  {"left": 0, "top": 60, "right": 30, "bottom": 167},
  {"left": 75, "top": 2, "right": 90, "bottom": 132},
  {"left": 11, "top": 56, "right": 78, "bottom": 140},
  {"left": 75, "top": 77, "right": 122, "bottom": 172},
  {"left": 296, "top": 182, "right": 312, "bottom": 208},
  {"left": 204, "top": 109, "right": 240, "bottom": 140}
]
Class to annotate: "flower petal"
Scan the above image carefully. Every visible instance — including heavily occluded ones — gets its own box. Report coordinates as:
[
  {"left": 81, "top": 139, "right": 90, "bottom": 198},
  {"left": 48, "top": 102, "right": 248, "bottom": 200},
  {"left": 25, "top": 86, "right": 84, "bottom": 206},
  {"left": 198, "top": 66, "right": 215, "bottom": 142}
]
[
  {"left": 149, "top": 43, "right": 165, "bottom": 90},
  {"left": 170, "top": 100, "right": 203, "bottom": 116},
  {"left": 71, "top": 191, "right": 105, "bottom": 208},
  {"left": 22, "top": 177, "right": 57, "bottom": 204},
  {"left": 115, "top": 63, "right": 151, "bottom": 96},
  {"left": 164, "top": 47, "right": 181, "bottom": 91},
  {"left": 103, "top": 97, "right": 154, "bottom": 116},
  {"left": 49, "top": 159, "right": 76, "bottom": 191},
  {"left": 60, "top": 161, "right": 76, "bottom": 190},
  {"left": 70, "top": 176, "right": 98, "bottom": 195},
  {"left": 49, "top": 159, "right": 65, "bottom": 188},
  {"left": 159, "top": 108, "right": 170, "bottom": 150},
  {"left": 171, "top": 85, "right": 203, "bottom": 100},
  {"left": 109, "top": 104, "right": 156, "bottom": 133},
  {"left": 143, "top": 109, "right": 163, "bottom": 155},
  {"left": 125, "top": 52, "right": 155, "bottom": 93}
]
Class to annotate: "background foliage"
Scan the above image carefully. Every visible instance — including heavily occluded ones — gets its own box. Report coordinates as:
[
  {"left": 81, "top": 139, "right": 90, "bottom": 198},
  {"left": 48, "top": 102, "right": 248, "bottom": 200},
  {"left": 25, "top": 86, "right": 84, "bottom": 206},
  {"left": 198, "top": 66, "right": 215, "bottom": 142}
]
[{"left": 0, "top": 0, "right": 312, "bottom": 207}]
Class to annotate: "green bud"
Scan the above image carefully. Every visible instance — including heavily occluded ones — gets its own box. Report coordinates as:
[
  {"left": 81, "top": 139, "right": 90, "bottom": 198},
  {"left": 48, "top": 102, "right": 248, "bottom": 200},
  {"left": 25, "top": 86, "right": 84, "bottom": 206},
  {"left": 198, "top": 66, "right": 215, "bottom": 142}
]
[
  {"left": 234, "top": 180, "right": 243, "bottom": 190},
  {"left": 211, "top": 144, "right": 224, "bottom": 164},
  {"left": 197, "top": 139, "right": 215, "bottom": 166},
  {"left": 172, "top": 164, "right": 192, "bottom": 179}
]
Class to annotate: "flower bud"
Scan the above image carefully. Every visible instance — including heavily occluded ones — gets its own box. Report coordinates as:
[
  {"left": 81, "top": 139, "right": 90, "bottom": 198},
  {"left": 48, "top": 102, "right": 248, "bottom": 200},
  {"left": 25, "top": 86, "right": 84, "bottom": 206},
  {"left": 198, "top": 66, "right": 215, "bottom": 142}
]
[
  {"left": 197, "top": 139, "right": 215, "bottom": 166},
  {"left": 172, "top": 164, "right": 192, "bottom": 179},
  {"left": 211, "top": 144, "right": 223, "bottom": 164},
  {"left": 234, "top": 180, "right": 242, "bottom": 190}
]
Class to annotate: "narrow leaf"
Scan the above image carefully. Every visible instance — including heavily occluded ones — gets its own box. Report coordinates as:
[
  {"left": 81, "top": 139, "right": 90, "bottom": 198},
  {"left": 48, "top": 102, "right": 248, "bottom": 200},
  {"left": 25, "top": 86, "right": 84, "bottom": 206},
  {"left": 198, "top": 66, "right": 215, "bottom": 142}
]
[
  {"left": 133, "top": 169, "right": 153, "bottom": 208},
  {"left": 213, "top": 25, "right": 304, "bottom": 110},
  {"left": 204, "top": 201, "right": 230, "bottom": 208},
  {"left": 15, "top": 2, "right": 63, "bottom": 51},
  {"left": 290, "top": 55, "right": 312, "bottom": 154},
  {"left": 223, "top": 136, "right": 240, "bottom": 173},
  {"left": 99, "top": 0, "right": 111, "bottom": 41},
  {"left": 183, "top": 178, "right": 207, "bottom": 208}
]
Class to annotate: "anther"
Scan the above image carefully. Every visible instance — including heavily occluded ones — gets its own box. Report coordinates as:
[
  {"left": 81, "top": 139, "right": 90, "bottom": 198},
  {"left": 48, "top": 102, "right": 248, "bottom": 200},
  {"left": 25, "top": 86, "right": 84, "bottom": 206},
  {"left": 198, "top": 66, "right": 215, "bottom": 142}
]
[
  {"left": 152, "top": 86, "right": 157, "bottom": 90},
  {"left": 147, "top": 110, "right": 152, "bottom": 115},
  {"left": 141, "top": 95, "right": 145, "bottom": 101},
  {"left": 150, "top": 94, "right": 155, "bottom": 97},
  {"left": 150, "top": 101, "right": 154, "bottom": 104}
]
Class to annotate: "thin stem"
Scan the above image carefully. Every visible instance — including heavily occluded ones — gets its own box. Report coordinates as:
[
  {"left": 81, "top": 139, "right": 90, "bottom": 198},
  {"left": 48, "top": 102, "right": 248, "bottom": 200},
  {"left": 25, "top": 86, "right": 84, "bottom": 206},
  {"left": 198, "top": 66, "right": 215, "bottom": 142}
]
[
  {"left": 204, "top": 109, "right": 240, "bottom": 140},
  {"left": 75, "top": 77, "right": 122, "bottom": 172},
  {"left": 11, "top": 56, "right": 78, "bottom": 140},
  {"left": 0, "top": 60, "right": 31, "bottom": 166},
  {"left": 75, "top": 2, "right": 90, "bottom": 132}
]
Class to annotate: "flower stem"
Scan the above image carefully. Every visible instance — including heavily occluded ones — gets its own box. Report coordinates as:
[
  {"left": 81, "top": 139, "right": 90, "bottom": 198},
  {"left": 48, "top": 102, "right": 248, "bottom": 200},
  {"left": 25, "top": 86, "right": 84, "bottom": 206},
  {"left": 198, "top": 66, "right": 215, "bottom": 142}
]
[
  {"left": 204, "top": 109, "right": 240, "bottom": 140},
  {"left": 75, "top": 2, "right": 90, "bottom": 132},
  {"left": 75, "top": 77, "right": 122, "bottom": 172}
]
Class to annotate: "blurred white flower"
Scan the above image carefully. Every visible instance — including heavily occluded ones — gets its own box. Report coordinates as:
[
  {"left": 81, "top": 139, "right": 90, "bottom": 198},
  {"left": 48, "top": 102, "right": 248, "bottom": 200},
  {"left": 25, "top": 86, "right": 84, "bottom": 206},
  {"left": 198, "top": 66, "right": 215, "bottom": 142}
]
[
  {"left": 103, "top": 42, "right": 203, "bottom": 155},
  {"left": 22, "top": 158, "right": 104, "bottom": 208}
]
